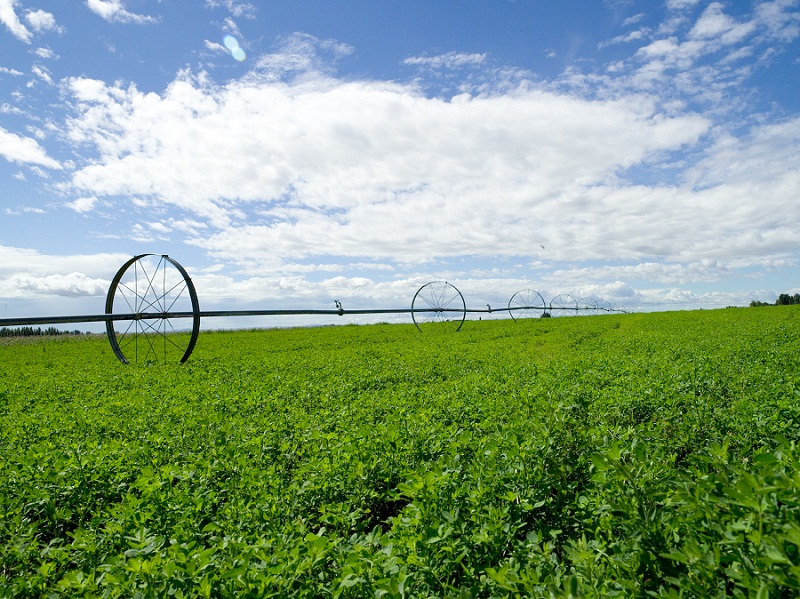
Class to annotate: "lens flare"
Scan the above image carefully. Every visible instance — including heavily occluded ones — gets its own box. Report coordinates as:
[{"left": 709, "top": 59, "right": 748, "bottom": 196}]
[
  {"left": 223, "top": 35, "right": 238, "bottom": 51},
  {"left": 223, "top": 35, "right": 246, "bottom": 61}
]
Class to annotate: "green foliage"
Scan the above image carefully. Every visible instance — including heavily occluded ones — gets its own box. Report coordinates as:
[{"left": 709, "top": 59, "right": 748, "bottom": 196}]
[
  {"left": 1, "top": 307, "right": 800, "bottom": 596},
  {"left": 0, "top": 326, "right": 86, "bottom": 338},
  {"left": 750, "top": 293, "right": 800, "bottom": 307}
]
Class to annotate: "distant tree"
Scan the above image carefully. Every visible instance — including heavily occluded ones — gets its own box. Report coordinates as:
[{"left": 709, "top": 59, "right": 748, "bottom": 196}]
[
  {"left": 750, "top": 293, "right": 800, "bottom": 308},
  {"left": 749, "top": 300, "right": 772, "bottom": 307},
  {"left": 0, "top": 326, "right": 85, "bottom": 337}
]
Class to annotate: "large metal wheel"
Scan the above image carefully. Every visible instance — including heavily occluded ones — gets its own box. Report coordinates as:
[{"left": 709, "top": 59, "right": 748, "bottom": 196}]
[
  {"left": 507, "top": 289, "right": 547, "bottom": 320},
  {"left": 549, "top": 294, "right": 579, "bottom": 317},
  {"left": 105, "top": 254, "right": 200, "bottom": 364},
  {"left": 411, "top": 281, "right": 466, "bottom": 332}
]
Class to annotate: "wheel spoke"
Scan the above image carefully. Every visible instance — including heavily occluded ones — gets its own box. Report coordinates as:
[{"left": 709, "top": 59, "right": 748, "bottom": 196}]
[
  {"left": 412, "top": 281, "right": 466, "bottom": 332},
  {"left": 419, "top": 294, "right": 437, "bottom": 309},
  {"left": 508, "top": 289, "right": 545, "bottom": 320},
  {"left": 550, "top": 294, "right": 578, "bottom": 316},
  {"left": 163, "top": 280, "right": 188, "bottom": 312},
  {"left": 116, "top": 282, "right": 138, "bottom": 314}
]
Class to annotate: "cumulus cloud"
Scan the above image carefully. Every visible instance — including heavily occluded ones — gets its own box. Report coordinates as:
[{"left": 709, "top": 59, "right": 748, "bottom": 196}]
[
  {"left": 0, "top": 0, "right": 31, "bottom": 42},
  {"left": 685, "top": 117, "right": 800, "bottom": 188},
  {"left": 0, "top": 245, "right": 126, "bottom": 276},
  {"left": 1, "top": 272, "right": 108, "bottom": 297},
  {"left": 85, "top": 0, "right": 157, "bottom": 25},
  {"left": 62, "top": 66, "right": 711, "bottom": 266},
  {"left": 31, "top": 63, "right": 53, "bottom": 84},
  {"left": 250, "top": 33, "right": 354, "bottom": 79},
  {"left": 204, "top": 39, "right": 226, "bottom": 54},
  {"left": 0, "top": 2, "right": 58, "bottom": 43},
  {"left": 205, "top": 0, "right": 256, "bottom": 20},
  {"left": 0, "top": 245, "right": 130, "bottom": 298},
  {"left": 4, "top": 205, "right": 45, "bottom": 215},
  {"left": 0, "top": 126, "right": 60, "bottom": 168},
  {"left": 598, "top": 28, "right": 650, "bottom": 48},
  {"left": 667, "top": 0, "right": 702, "bottom": 11},
  {"left": 756, "top": 0, "right": 800, "bottom": 42},
  {"left": 65, "top": 196, "right": 97, "bottom": 213},
  {"left": 593, "top": 0, "right": 800, "bottom": 107},
  {"left": 25, "top": 8, "right": 60, "bottom": 33},
  {"left": 54, "top": 16, "right": 800, "bottom": 305},
  {"left": 689, "top": 2, "right": 756, "bottom": 43},
  {"left": 6, "top": 5, "right": 792, "bottom": 315},
  {"left": 33, "top": 46, "right": 57, "bottom": 59}
]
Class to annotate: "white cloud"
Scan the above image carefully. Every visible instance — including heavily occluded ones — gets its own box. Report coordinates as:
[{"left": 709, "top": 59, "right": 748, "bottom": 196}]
[
  {"left": 65, "top": 196, "right": 97, "bottom": 213},
  {"left": 204, "top": 39, "right": 226, "bottom": 54},
  {"left": 5, "top": 205, "right": 45, "bottom": 215},
  {"left": 0, "top": 272, "right": 108, "bottom": 297},
  {"left": 205, "top": 0, "right": 256, "bottom": 19},
  {"left": 622, "top": 13, "right": 646, "bottom": 27},
  {"left": 250, "top": 33, "right": 354, "bottom": 79},
  {"left": 0, "top": 0, "right": 31, "bottom": 42},
  {"left": 62, "top": 67, "right": 712, "bottom": 268},
  {"left": 0, "top": 125, "right": 60, "bottom": 168},
  {"left": 662, "top": 287, "right": 698, "bottom": 303},
  {"left": 599, "top": 28, "right": 650, "bottom": 48},
  {"left": 756, "top": 0, "right": 800, "bottom": 42},
  {"left": 25, "top": 8, "right": 60, "bottom": 33},
  {"left": 221, "top": 16, "right": 242, "bottom": 39},
  {"left": 0, "top": 245, "right": 130, "bottom": 298},
  {"left": 8, "top": 12, "right": 794, "bottom": 316},
  {"left": 85, "top": 0, "right": 157, "bottom": 25},
  {"left": 403, "top": 52, "right": 488, "bottom": 69},
  {"left": 584, "top": 1, "right": 800, "bottom": 111},
  {"left": 666, "top": 0, "right": 702, "bottom": 10},
  {"left": 31, "top": 63, "right": 53, "bottom": 84},
  {"left": 689, "top": 2, "right": 756, "bottom": 43},
  {"left": 686, "top": 117, "right": 800, "bottom": 188},
  {"left": 33, "top": 46, "right": 57, "bottom": 59}
]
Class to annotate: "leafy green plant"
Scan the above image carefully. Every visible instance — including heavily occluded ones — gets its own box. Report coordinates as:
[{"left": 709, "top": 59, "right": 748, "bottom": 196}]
[{"left": 1, "top": 308, "right": 799, "bottom": 596}]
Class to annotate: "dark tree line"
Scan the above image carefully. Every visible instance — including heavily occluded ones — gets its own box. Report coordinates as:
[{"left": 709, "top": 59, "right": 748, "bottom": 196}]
[
  {"left": 0, "top": 326, "right": 87, "bottom": 338},
  {"left": 750, "top": 293, "right": 800, "bottom": 307}
]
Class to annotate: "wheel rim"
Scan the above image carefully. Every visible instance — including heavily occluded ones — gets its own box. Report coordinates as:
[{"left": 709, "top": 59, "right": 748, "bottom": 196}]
[
  {"left": 549, "top": 294, "right": 579, "bottom": 317},
  {"left": 507, "top": 289, "right": 546, "bottom": 321},
  {"left": 105, "top": 254, "right": 200, "bottom": 364},
  {"left": 411, "top": 281, "right": 466, "bottom": 332}
]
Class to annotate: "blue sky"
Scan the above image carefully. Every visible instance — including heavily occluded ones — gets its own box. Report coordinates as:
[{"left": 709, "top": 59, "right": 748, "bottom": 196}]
[{"left": 1, "top": 0, "right": 799, "bottom": 329}]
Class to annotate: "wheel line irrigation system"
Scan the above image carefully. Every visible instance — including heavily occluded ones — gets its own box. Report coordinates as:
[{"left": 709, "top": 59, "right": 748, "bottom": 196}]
[{"left": 0, "top": 254, "right": 627, "bottom": 365}]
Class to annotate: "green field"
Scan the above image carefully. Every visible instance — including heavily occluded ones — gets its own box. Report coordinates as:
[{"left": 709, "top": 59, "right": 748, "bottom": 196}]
[{"left": 2, "top": 308, "right": 800, "bottom": 597}]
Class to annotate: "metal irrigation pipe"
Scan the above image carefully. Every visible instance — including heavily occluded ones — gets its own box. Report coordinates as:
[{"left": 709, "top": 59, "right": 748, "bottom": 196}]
[
  {"left": 0, "top": 307, "right": 475, "bottom": 327},
  {"left": 0, "top": 305, "right": 606, "bottom": 330},
  {"left": 0, "top": 254, "right": 621, "bottom": 364}
]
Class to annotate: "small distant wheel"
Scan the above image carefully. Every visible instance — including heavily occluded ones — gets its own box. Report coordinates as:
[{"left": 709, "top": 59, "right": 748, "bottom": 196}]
[
  {"left": 597, "top": 299, "right": 614, "bottom": 314},
  {"left": 507, "top": 289, "right": 546, "bottom": 321},
  {"left": 105, "top": 254, "right": 200, "bottom": 364},
  {"left": 549, "top": 294, "right": 579, "bottom": 317},
  {"left": 411, "top": 281, "right": 466, "bottom": 332},
  {"left": 578, "top": 297, "right": 599, "bottom": 316}
]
